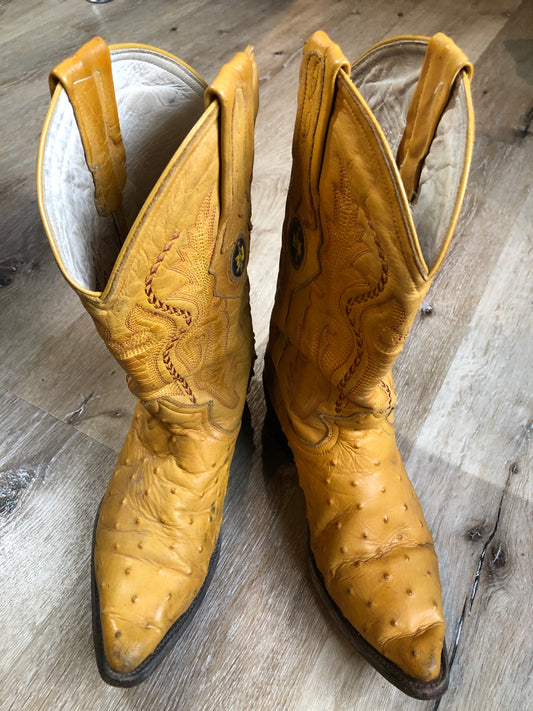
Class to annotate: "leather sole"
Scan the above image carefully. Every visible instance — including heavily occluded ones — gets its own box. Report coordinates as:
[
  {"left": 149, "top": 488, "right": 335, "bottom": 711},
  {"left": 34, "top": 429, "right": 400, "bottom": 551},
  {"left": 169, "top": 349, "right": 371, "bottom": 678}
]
[{"left": 91, "top": 506, "right": 221, "bottom": 687}]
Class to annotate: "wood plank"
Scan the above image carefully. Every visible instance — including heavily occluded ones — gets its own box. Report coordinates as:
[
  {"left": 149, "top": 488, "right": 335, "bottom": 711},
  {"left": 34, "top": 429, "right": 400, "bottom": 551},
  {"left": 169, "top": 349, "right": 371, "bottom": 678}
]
[
  {"left": 393, "top": 0, "right": 533, "bottom": 462},
  {"left": 0, "top": 391, "right": 116, "bottom": 673},
  {"left": 405, "top": 191, "right": 533, "bottom": 710},
  {"left": 445, "top": 429, "right": 532, "bottom": 711}
]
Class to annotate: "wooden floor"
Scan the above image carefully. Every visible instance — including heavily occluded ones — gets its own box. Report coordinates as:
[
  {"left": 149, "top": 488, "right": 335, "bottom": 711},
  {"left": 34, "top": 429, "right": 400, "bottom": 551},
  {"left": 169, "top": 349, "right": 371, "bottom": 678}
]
[{"left": 1, "top": 1, "right": 532, "bottom": 709}]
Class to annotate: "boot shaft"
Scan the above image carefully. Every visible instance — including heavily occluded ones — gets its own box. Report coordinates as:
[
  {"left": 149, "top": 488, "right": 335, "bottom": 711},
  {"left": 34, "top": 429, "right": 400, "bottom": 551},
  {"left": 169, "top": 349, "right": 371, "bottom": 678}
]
[
  {"left": 38, "top": 40, "right": 258, "bottom": 431},
  {"left": 267, "top": 32, "right": 474, "bottom": 424}
]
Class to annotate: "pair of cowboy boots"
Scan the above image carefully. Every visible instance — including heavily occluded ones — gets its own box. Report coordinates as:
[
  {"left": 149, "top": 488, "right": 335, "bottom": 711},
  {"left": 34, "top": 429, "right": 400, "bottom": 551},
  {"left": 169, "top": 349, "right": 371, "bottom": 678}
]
[{"left": 37, "top": 30, "right": 473, "bottom": 698}]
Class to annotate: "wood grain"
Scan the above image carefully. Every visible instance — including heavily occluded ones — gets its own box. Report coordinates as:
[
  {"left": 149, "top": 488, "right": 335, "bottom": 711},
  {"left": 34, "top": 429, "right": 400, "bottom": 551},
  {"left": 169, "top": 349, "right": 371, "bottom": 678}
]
[{"left": 0, "top": 0, "right": 531, "bottom": 709}]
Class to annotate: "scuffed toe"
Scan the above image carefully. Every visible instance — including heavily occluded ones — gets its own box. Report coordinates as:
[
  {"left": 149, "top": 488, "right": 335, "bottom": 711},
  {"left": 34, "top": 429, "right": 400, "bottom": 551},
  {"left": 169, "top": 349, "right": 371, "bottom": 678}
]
[
  {"left": 383, "top": 623, "right": 444, "bottom": 681},
  {"left": 101, "top": 615, "right": 162, "bottom": 674}
]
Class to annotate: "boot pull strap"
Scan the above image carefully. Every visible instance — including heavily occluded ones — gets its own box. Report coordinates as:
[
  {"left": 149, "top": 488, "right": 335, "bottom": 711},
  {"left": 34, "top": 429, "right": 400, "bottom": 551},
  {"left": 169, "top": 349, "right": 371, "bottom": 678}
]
[
  {"left": 292, "top": 31, "right": 350, "bottom": 230},
  {"left": 49, "top": 37, "right": 127, "bottom": 218},
  {"left": 205, "top": 46, "right": 258, "bottom": 296},
  {"left": 396, "top": 33, "right": 473, "bottom": 202}
]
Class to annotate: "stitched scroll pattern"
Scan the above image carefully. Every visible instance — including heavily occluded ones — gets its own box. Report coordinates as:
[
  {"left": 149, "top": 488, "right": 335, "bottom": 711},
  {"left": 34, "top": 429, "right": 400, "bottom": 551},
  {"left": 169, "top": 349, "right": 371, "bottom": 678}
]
[
  {"left": 99, "top": 186, "right": 227, "bottom": 405},
  {"left": 145, "top": 234, "right": 193, "bottom": 327},
  {"left": 140, "top": 187, "right": 223, "bottom": 404},
  {"left": 335, "top": 209, "right": 389, "bottom": 415},
  {"left": 298, "top": 161, "right": 408, "bottom": 415},
  {"left": 144, "top": 233, "right": 196, "bottom": 404}
]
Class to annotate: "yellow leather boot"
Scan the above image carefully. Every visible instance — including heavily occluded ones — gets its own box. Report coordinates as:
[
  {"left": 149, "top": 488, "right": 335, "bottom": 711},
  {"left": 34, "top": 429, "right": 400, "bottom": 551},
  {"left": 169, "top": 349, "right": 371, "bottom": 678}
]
[
  {"left": 265, "top": 31, "right": 473, "bottom": 699},
  {"left": 37, "top": 38, "right": 258, "bottom": 686}
]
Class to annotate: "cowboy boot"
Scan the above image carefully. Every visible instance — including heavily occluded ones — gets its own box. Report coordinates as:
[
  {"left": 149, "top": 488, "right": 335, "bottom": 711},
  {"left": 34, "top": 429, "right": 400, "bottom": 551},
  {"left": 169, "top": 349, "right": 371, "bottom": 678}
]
[
  {"left": 264, "top": 31, "right": 473, "bottom": 699},
  {"left": 37, "top": 37, "right": 258, "bottom": 686}
]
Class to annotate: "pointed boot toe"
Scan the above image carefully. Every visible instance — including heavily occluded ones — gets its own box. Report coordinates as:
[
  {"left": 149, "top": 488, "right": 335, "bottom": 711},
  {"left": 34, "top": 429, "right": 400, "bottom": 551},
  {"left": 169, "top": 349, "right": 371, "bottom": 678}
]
[
  {"left": 93, "top": 519, "right": 222, "bottom": 685},
  {"left": 100, "top": 615, "right": 160, "bottom": 676},
  {"left": 92, "top": 403, "right": 233, "bottom": 684},
  {"left": 383, "top": 623, "right": 445, "bottom": 681},
  {"left": 95, "top": 540, "right": 220, "bottom": 682},
  {"left": 286, "top": 410, "right": 447, "bottom": 693}
]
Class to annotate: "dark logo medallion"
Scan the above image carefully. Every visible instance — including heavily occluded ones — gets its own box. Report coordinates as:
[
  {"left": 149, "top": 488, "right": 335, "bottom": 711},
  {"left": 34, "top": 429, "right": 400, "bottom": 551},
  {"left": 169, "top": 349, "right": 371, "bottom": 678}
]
[
  {"left": 231, "top": 235, "right": 246, "bottom": 279},
  {"left": 288, "top": 217, "right": 305, "bottom": 270}
]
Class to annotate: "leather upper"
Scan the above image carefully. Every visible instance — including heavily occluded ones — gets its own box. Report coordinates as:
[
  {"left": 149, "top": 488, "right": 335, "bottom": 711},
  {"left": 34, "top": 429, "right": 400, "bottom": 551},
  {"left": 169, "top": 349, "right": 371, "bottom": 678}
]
[
  {"left": 265, "top": 31, "right": 473, "bottom": 682},
  {"left": 38, "top": 40, "right": 258, "bottom": 673}
]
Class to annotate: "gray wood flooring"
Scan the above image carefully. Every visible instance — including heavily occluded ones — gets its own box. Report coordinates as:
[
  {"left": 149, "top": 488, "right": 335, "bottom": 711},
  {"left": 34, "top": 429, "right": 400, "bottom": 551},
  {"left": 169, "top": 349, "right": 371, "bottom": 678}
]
[{"left": 1, "top": 1, "right": 531, "bottom": 709}]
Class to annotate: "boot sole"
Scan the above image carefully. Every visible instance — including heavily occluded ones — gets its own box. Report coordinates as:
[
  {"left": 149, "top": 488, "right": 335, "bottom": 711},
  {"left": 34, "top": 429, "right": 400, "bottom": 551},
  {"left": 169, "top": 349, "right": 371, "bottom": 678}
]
[
  {"left": 262, "top": 375, "right": 450, "bottom": 700},
  {"left": 91, "top": 504, "right": 221, "bottom": 687}
]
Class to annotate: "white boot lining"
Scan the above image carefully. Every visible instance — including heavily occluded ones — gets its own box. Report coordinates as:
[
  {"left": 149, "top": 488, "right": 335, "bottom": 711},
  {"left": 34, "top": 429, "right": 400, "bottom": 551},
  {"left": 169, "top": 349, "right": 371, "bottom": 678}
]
[
  {"left": 351, "top": 39, "right": 469, "bottom": 271},
  {"left": 41, "top": 48, "right": 206, "bottom": 292}
]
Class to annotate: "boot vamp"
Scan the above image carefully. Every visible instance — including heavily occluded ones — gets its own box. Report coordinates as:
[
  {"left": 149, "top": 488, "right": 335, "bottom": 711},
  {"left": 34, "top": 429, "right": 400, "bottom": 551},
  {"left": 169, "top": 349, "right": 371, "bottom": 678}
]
[
  {"left": 94, "top": 402, "right": 235, "bottom": 673},
  {"left": 292, "top": 416, "right": 445, "bottom": 681}
]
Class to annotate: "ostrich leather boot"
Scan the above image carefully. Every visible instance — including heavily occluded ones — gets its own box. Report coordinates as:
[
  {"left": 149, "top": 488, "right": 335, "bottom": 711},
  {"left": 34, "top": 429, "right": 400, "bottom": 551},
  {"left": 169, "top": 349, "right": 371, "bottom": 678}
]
[
  {"left": 37, "top": 38, "right": 258, "bottom": 686},
  {"left": 264, "top": 31, "right": 473, "bottom": 699}
]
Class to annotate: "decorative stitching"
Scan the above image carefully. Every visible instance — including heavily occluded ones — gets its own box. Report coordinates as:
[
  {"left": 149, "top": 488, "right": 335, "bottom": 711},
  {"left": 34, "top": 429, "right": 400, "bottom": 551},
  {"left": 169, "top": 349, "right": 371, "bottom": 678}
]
[
  {"left": 380, "top": 379, "right": 393, "bottom": 410},
  {"left": 145, "top": 234, "right": 193, "bottom": 325},
  {"left": 334, "top": 205, "right": 389, "bottom": 415},
  {"left": 337, "top": 75, "right": 426, "bottom": 280},
  {"left": 345, "top": 215, "right": 389, "bottom": 308},
  {"left": 162, "top": 335, "right": 196, "bottom": 403},
  {"left": 144, "top": 233, "right": 196, "bottom": 404}
]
